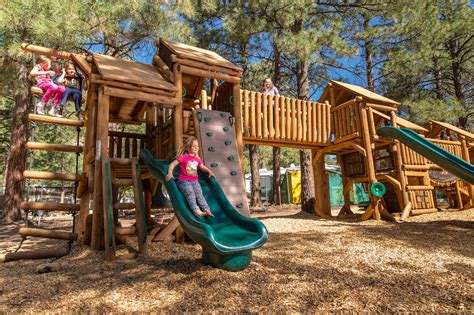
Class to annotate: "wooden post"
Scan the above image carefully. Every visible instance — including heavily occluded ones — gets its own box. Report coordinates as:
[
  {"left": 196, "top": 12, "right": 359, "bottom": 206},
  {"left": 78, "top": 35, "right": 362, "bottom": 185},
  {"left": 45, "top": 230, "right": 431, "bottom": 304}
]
[
  {"left": 390, "top": 111, "right": 411, "bottom": 221},
  {"left": 313, "top": 149, "right": 331, "bottom": 217},
  {"left": 359, "top": 101, "right": 380, "bottom": 220},
  {"left": 461, "top": 138, "right": 474, "bottom": 206},
  {"left": 173, "top": 64, "right": 183, "bottom": 151},
  {"left": 233, "top": 83, "right": 245, "bottom": 181},
  {"left": 91, "top": 87, "right": 109, "bottom": 250},
  {"left": 101, "top": 157, "right": 115, "bottom": 259},
  {"left": 132, "top": 157, "right": 147, "bottom": 255},
  {"left": 336, "top": 154, "right": 353, "bottom": 216},
  {"left": 201, "top": 89, "right": 208, "bottom": 110}
]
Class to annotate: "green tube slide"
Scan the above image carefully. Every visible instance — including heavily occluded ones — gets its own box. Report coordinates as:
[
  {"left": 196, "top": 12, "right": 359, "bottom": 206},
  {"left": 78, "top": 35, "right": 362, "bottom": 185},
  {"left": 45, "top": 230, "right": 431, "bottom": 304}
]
[
  {"left": 140, "top": 149, "right": 268, "bottom": 271},
  {"left": 377, "top": 126, "right": 474, "bottom": 184}
]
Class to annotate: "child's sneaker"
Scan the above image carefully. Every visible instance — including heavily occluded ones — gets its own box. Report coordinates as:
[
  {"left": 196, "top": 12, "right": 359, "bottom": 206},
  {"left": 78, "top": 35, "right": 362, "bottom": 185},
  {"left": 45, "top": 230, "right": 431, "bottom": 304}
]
[{"left": 36, "top": 103, "right": 45, "bottom": 115}]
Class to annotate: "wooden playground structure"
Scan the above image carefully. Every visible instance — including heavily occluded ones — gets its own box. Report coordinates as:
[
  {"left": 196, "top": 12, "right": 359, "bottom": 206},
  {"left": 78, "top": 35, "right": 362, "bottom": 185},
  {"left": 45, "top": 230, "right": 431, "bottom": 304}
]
[{"left": 7, "top": 39, "right": 473, "bottom": 260}]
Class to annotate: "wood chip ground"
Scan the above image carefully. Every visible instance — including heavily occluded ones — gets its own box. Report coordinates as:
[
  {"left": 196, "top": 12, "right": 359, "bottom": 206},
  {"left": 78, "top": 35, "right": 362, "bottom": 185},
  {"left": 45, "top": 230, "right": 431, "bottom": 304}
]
[{"left": 1, "top": 205, "right": 472, "bottom": 312}]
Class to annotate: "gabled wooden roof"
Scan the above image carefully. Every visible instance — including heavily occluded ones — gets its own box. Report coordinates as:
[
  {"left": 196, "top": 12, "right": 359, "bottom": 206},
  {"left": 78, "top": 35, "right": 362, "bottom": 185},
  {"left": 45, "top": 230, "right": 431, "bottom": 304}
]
[
  {"left": 319, "top": 80, "right": 400, "bottom": 106},
  {"left": 159, "top": 38, "right": 242, "bottom": 73},
  {"left": 427, "top": 120, "right": 474, "bottom": 140},
  {"left": 93, "top": 54, "right": 176, "bottom": 92}
]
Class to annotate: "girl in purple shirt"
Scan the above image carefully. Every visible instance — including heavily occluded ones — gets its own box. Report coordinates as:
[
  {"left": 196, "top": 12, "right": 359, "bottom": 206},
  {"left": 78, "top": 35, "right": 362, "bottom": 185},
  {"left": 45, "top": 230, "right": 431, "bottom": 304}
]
[
  {"left": 260, "top": 78, "right": 280, "bottom": 96},
  {"left": 166, "top": 137, "right": 215, "bottom": 217}
]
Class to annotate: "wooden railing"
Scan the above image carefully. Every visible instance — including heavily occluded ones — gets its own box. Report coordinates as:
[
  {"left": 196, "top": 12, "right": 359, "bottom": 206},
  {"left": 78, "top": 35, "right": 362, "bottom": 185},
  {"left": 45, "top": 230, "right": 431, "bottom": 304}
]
[
  {"left": 108, "top": 131, "right": 146, "bottom": 159},
  {"left": 331, "top": 99, "right": 362, "bottom": 143},
  {"left": 240, "top": 90, "right": 331, "bottom": 147},
  {"left": 401, "top": 139, "right": 463, "bottom": 166}
]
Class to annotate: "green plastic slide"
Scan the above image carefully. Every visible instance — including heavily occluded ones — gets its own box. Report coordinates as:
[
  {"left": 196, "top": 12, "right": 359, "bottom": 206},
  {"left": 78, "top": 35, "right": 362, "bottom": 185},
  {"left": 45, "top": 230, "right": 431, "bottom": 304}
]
[
  {"left": 377, "top": 126, "right": 474, "bottom": 184},
  {"left": 140, "top": 149, "right": 268, "bottom": 271}
]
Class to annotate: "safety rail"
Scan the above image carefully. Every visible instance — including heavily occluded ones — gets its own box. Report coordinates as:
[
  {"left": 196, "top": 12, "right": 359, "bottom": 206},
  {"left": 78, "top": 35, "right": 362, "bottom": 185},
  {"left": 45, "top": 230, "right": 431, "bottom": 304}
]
[
  {"left": 330, "top": 99, "right": 362, "bottom": 143},
  {"left": 400, "top": 139, "right": 464, "bottom": 166},
  {"left": 108, "top": 131, "right": 146, "bottom": 159},
  {"left": 240, "top": 90, "right": 331, "bottom": 147}
]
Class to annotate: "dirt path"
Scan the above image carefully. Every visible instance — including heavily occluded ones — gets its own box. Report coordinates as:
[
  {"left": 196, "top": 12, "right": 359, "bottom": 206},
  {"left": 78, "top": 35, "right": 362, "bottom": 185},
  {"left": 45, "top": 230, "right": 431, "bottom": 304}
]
[{"left": 0, "top": 207, "right": 473, "bottom": 312}]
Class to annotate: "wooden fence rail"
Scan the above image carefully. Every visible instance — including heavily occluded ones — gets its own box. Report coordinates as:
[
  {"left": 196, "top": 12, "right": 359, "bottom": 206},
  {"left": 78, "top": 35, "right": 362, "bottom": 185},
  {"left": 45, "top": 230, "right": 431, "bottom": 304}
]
[
  {"left": 400, "top": 139, "right": 463, "bottom": 165},
  {"left": 108, "top": 131, "right": 146, "bottom": 159},
  {"left": 240, "top": 90, "right": 331, "bottom": 147}
]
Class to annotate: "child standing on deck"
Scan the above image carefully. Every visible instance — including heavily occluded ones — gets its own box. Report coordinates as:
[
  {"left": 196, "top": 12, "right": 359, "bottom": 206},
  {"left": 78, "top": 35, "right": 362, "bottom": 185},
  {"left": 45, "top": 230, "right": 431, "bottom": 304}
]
[
  {"left": 166, "top": 137, "right": 215, "bottom": 217},
  {"left": 30, "top": 55, "right": 65, "bottom": 116},
  {"left": 260, "top": 78, "right": 279, "bottom": 96},
  {"left": 58, "top": 63, "right": 86, "bottom": 119}
]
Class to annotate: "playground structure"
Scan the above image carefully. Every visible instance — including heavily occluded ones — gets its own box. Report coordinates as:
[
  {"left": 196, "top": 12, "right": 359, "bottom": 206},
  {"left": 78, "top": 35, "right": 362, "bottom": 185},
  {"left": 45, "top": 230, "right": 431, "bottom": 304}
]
[{"left": 8, "top": 40, "right": 473, "bottom": 264}]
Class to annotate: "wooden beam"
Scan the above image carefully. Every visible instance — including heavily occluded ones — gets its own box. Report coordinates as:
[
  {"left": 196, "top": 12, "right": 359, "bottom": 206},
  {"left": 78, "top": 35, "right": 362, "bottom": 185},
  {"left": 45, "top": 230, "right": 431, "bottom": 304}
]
[
  {"left": 19, "top": 227, "right": 78, "bottom": 241},
  {"left": 103, "top": 86, "right": 181, "bottom": 106},
  {"left": 28, "top": 114, "right": 84, "bottom": 127},
  {"left": 90, "top": 74, "right": 175, "bottom": 96},
  {"left": 1, "top": 247, "right": 69, "bottom": 262},
  {"left": 180, "top": 65, "right": 240, "bottom": 84},
  {"left": 21, "top": 201, "right": 80, "bottom": 212},
  {"left": 26, "top": 142, "right": 83, "bottom": 153},
  {"left": 23, "top": 170, "right": 79, "bottom": 182}
]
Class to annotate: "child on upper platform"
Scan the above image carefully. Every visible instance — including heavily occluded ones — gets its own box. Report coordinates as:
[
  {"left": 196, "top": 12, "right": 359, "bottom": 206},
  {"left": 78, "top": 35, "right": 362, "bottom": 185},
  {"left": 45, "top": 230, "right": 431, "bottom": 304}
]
[
  {"left": 30, "top": 55, "right": 65, "bottom": 116},
  {"left": 58, "top": 63, "right": 86, "bottom": 119}
]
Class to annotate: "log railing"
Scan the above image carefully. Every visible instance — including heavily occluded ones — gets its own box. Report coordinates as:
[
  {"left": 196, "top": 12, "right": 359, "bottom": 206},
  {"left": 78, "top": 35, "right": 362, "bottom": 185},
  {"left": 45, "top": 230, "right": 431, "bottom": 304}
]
[
  {"left": 331, "top": 99, "right": 362, "bottom": 142},
  {"left": 108, "top": 131, "right": 146, "bottom": 159},
  {"left": 240, "top": 90, "right": 331, "bottom": 147},
  {"left": 400, "top": 139, "right": 464, "bottom": 166}
]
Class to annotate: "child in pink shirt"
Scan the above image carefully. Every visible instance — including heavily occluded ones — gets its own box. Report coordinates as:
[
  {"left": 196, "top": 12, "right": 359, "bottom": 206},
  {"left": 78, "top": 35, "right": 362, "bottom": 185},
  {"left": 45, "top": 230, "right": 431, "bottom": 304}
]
[
  {"left": 30, "top": 55, "right": 66, "bottom": 116},
  {"left": 166, "top": 137, "right": 215, "bottom": 217}
]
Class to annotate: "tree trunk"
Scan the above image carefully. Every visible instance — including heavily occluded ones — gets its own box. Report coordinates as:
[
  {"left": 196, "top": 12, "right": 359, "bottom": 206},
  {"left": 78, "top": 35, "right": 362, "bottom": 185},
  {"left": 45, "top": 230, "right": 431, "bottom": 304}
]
[
  {"left": 363, "top": 16, "right": 375, "bottom": 92},
  {"left": 272, "top": 39, "right": 282, "bottom": 205},
  {"left": 249, "top": 144, "right": 261, "bottom": 207},
  {"left": 1, "top": 63, "right": 32, "bottom": 224},
  {"left": 295, "top": 41, "right": 315, "bottom": 214}
]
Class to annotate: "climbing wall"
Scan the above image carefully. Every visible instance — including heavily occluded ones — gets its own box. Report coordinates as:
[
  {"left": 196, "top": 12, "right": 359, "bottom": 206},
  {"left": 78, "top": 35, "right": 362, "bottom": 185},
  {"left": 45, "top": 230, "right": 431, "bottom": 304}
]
[{"left": 194, "top": 109, "right": 250, "bottom": 216}]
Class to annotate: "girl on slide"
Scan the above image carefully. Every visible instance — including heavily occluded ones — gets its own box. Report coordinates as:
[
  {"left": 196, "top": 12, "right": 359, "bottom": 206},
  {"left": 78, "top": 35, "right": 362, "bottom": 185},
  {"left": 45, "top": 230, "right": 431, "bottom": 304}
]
[{"left": 166, "top": 137, "right": 215, "bottom": 217}]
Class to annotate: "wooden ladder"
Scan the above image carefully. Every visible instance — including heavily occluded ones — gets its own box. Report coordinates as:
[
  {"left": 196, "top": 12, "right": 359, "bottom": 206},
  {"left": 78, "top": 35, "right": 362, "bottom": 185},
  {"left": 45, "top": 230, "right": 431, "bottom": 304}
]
[{"left": 20, "top": 113, "right": 85, "bottom": 245}]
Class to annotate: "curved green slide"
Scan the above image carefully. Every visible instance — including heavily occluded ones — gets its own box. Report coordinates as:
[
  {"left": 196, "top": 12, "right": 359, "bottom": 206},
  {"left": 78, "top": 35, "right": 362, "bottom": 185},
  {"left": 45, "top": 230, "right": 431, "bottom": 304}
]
[
  {"left": 377, "top": 126, "right": 474, "bottom": 184},
  {"left": 140, "top": 149, "right": 268, "bottom": 271}
]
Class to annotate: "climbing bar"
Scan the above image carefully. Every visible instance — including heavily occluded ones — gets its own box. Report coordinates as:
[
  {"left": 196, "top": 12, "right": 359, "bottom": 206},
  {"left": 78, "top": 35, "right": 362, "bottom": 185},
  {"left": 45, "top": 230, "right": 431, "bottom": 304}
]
[
  {"left": 406, "top": 185, "right": 435, "bottom": 191},
  {"left": 28, "top": 114, "right": 84, "bottom": 127},
  {"left": 26, "top": 142, "right": 83, "bottom": 153},
  {"left": 20, "top": 201, "right": 80, "bottom": 212},
  {"left": 19, "top": 227, "right": 78, "bottom": 241},
  {"left": 23, "top": 170, "right": 80, "bottom": 182},
  {"left": 113, "top": 203, "right": 135, "bottom": 210},
  {"left": 113, "top": 179, "right": 134, "bottom": 186},
  {"left": 110, "top": 158, "right": 133, "bottom": 166}
]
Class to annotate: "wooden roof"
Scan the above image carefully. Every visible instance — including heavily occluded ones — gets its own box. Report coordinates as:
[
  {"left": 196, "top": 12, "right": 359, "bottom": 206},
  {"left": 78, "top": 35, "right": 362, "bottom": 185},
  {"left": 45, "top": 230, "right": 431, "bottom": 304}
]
[
  {"left": 319, "top": 80, "right": 400, "bottom": 106},
  {"left": 159, "top": 38, "right": 241, "bottom": 72},
  {"left": 93, "top": 54, "right": 176, "bottom": 92},
  {"left": 427, "top": 120, "right": 474, "bottom": 140}
]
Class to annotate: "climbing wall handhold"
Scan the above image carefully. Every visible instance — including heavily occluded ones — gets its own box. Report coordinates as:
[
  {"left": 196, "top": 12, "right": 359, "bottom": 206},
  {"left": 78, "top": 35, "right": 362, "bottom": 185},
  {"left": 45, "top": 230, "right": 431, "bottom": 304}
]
[
  {"left": 206, "top": 132, "right": 214, "bottom": 137},
  {"left": 224, "top": 140, "right": 232, "bottom": 145},
  {"left": 182, "top": 87, "right": 187, "bottom": 97},
  {"left": 230, "top": 171, "right": 237, "bottom": 176},
  {"left": 220, "top": 113, "right": 227, "bottom": 118},
  {"left": 227, "top": 155, "right": 235, "bottom": 161},
  {"left": 236, "top": 203, "right": 243, "bottom": 208},
  {"left": 223, "top": 127, "right": 229, "bottom": 132},
  {"left": 208, "top": 147, "right": 215, "bottom": 152},
  {"left": 204, "top": 117, "right": 211, "bottom": 122},
  {"left": 229, "top": 116, "right": 235, "bottom": 126},
  {"left": 228, "top": 95, "right": 233, "bottom": 105},
  {"left": 210, "top": 162, "right": 218, "bottom": 168}
]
